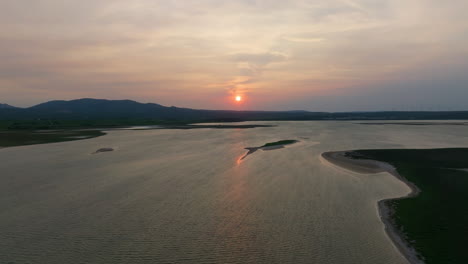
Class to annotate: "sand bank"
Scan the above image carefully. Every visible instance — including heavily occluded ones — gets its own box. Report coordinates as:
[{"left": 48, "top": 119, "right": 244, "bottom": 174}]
[{"left": 321, "top": 151, "right": 424, "bottom": 264}]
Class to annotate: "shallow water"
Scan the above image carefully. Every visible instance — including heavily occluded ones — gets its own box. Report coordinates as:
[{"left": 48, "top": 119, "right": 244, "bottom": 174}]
[{"left": 1, "top": 121, "right": 468, "bottom": 264}]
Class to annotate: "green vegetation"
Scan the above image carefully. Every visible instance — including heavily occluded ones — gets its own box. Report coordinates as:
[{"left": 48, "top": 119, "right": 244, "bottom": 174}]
[
  {"left": 352, "top": 148, "right": 468, "bottom": 264},
  {"left": 0, "top": 119, "right": 189, "bottom": 130},
  {"left": 0, "top": 130, "right": 105, "bottom": 148},
  {"left": 241, "top": 140, "right": 299, "bottom": 160},
  {"left": 0, "top": 119, "right": 272, "bottom": 148},
  {"left": 262, "top": 140, "right": 298, "bottom": 147},
  {"left": 0, "top": 119, "right": 273, "bottom": 131}
]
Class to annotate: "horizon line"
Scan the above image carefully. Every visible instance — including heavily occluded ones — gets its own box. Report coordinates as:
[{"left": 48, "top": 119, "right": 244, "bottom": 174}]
[{"left": 2, "top": 98, "right": 468, "bottom": 113}]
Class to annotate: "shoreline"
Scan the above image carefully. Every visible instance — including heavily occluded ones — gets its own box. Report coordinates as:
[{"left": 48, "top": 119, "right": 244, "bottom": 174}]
[
  {"left": 0, "top": 124, "right": 272, "bottom": 149},
  {"left": 321, "top": 151, "right": 424, "bottom": 264}
]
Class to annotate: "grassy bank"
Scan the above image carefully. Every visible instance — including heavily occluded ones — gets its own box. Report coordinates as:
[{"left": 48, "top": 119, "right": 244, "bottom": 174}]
[
  {"left": 350, "top": 148, "right": 468, "bottom": 264},
  {"left": 0, "top": 120, "right": 272, "bottom": 148},
  {"left": 0, "top": 119, "right": 189, "bottom": 130},
  {"left": 0, "top": 130, "right": 105, "bottom": 148}
]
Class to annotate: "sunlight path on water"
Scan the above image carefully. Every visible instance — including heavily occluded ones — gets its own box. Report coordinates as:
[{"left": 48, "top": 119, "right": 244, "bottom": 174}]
[{"left": 1, "top": 121, "right": 468, "bottom": 263}]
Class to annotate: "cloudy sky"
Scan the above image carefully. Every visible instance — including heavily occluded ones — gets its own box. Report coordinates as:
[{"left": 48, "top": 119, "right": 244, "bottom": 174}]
[{"left": 1, "top": 0, "right": 467, "bottom": 111}]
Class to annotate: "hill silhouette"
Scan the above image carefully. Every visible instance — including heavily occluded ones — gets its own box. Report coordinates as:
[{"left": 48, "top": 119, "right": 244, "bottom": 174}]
[
  {"left": 1, "top": 98, "right": 468, "bottom": 122},
  {"left": 0, "top": 103, "right": 17, "bottom": 109}
]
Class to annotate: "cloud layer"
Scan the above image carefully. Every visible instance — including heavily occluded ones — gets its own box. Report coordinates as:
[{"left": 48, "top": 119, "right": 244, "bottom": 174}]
[{"left": 1, "top": 0, "right": 467, "bottom": 110}]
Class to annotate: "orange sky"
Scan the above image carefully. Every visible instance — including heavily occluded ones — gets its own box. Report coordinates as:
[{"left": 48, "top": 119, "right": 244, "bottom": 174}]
[{"left": 1, "top": 0, "right": 468, "bottom": 111}]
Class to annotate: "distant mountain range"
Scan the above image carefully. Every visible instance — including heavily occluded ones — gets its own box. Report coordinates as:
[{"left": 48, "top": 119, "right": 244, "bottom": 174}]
[
  {"left": 0, "top": 103, "right": 17, "bottom": 109},
  {"left": 1, "top": 98, "right": 468, "bottom": 121}
]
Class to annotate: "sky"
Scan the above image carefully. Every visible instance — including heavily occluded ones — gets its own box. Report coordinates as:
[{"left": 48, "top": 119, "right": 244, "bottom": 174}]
[{"left": 1, "top": 0, "right": 468, "bottom": 111}]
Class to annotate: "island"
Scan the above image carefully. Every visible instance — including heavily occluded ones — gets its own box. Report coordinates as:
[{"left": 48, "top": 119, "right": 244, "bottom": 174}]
[
  {"left": 93, "top": 148, "right": 115, "bottom": 154},
  {"left": 241, "top": 140, "right": 299, "bottom": 160}
]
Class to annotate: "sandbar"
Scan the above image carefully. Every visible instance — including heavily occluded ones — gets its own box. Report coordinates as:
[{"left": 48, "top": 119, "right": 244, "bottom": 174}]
[
  {"left": 93, "top": 147, "right": 115, "bottom": 154},
  {"left": 321, "top": 151, "right": 423, "bottom": 264},
  {"left": 241, "top": 140, "right": 298, "bottom": 160}
]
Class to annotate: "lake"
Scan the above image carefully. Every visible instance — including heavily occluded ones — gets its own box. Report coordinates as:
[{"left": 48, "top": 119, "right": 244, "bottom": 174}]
[{"left": 1, "top": 121, "right": 468, "bottom": 263}]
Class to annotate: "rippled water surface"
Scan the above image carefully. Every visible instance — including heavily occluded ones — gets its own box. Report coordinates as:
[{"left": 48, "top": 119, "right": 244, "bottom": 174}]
[{"left": 1, "top": 121, "right": 468, "bottom": 263}]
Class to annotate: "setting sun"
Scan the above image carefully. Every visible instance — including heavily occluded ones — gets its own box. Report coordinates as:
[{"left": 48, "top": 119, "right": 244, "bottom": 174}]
[{"left": 235, "top": 96, "right": 242, "bottom": 102}]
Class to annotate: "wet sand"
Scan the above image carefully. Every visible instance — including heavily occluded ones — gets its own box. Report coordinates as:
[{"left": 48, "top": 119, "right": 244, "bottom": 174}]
[{"left": 321, "top": 151, "right": 424, "bottom": 264}]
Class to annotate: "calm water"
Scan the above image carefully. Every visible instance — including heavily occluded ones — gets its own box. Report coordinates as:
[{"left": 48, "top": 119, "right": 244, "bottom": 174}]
[{"left": 1, "top": 121, "right": 468, "bottom": 263}]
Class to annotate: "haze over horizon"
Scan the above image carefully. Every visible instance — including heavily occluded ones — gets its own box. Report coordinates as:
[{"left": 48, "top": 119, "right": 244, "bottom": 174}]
[{"left": 1, "top": 1, "right": 468, "bottom": 111}]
